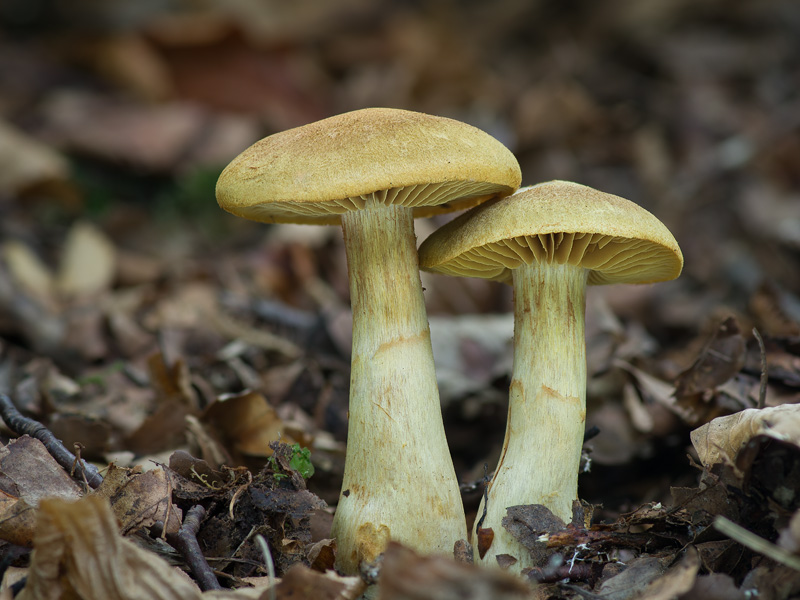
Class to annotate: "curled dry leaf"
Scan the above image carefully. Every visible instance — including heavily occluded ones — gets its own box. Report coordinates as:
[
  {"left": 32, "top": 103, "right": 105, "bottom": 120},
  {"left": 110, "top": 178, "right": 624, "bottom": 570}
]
[
  {"left": 16, "top": 495, "right": 295, "bottom": 600},
  {"left": 17, "top": 495, "right": 205, "bottom": 600},
  {"left": 690, "top": 404, "right": 800, "bottom": 467}
]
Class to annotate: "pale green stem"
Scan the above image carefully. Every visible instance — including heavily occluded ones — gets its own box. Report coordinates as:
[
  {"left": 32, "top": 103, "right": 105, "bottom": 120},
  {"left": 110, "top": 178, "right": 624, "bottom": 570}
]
[
  {"left": 474, "top": 261, "right": 587, "bottom": 570},
  {"left": 331, "top": 198, "right": 467, "bottom": 574}
]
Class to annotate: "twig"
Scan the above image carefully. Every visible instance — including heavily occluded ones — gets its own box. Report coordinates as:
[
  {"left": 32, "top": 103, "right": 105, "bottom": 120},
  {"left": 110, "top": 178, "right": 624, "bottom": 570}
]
[
  {"left": 752, "top": 328, "right": 768, "bottom": 409},
  {"left": 0, "top": 394, "right": 103, "bottom": 489},
  {"left": 168, "top": 505, "right": 221, "bottom": 591},
  {"left": 714, "top": 515, "right": 800, "bottom": 572},
  {"left": 255, "top": 534, "right": 277, "bottom": 600}
]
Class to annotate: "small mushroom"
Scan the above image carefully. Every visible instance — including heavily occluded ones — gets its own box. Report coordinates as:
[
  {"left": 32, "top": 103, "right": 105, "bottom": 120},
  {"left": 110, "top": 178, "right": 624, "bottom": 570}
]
[
  {"left": 216, "top": 108, "right": 521, "bottom": 573},
  {"left": 418, "top": 180, "right": 683, "bottom": 569}
]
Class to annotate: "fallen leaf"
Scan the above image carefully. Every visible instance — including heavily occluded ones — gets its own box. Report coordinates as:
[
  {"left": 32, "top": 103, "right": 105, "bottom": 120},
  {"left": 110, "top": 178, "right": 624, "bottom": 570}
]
[
  {"left": 674, "top": 316, "right": 746, "bottom": 399},
  {"left": 92, "top": 464, "right": 182, "bottom": 535},
  {"left": 17, "top": 495, "right": 204, "bottom": 600},
  {"left": 56, "top": 221, "right": 117, "bottom": 298},
  {"left": 201, "top": 390, "right": 289, "bottom": 461},
  {"left": 0, "top": 119, "right": 70, "bottom": 196},
  {"left": 632, "top": 546, "right": 699, "bottom": 600},
  {"left": 267, "top": 563, "right": 364, "bottom": 599},
  {"left": 306, "top": 538, "right": 337, "bottom": 572},
  {"left": 594, "top": 556, "right": 670, "bottom": 600},
  {"left": 690, "top": 404, "right": 800, "bottom": 467},
  {"left": 377, "top": 541, "right": 531, "bottom": 600},
  {"left": 0, "top": 436, "right": 83, "bottom": 506},
  {"left": 0, "top": 492, "right": 37, "bottom": 547},
  {"left": 1, "top": 241, "right": 54, "bottom": 303}
]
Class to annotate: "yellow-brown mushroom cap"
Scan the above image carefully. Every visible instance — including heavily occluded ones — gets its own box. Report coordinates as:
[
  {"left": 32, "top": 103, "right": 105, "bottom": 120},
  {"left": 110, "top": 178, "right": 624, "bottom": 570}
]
[
  {"left": 216, "top": 108, "right": 522, "bottom": 225},
  {"left": 418, "top": 180, "right": 684, "bottom": 286}
]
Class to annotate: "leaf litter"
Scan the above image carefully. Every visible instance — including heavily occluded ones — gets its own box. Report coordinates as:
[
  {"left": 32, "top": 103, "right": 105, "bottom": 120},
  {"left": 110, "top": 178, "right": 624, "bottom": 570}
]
[{"left": 1, "top": 0, "right": 800, "bottom": 598}]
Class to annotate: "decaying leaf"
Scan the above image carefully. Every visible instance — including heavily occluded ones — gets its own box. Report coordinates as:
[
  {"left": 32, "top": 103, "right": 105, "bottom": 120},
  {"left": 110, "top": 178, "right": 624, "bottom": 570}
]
[
  {"left": 92, "top": 464, "right": 183, "bottom": 535},
  {"left": 674, "top": 316, "right": 746, "bottom": 400},
  {"left": 201, "top": 390, "right": 289, "bottom": 461},
  {"left": 593, "top": 556, "right": 671, "bottom": 600},
  {"left": 631, "top": 546, "right": 700, "bottom": 600},
  {"left": 0, "top": 436, "right": 83, "bottom": 506},
  {"left": 17, "top": 495, "right": 205, "bottom": 600},
  {"left": 377, "top": 541, "right": 531, "bottom": 600},
  {"left": 269, "top": 564, "right": 364, "bottom": 599},
  {"left": 0, "top": 492, "right": 37, "bottom": 547},
  {"left": 691, "top": 404, "right": 800, "bottom": 467}
]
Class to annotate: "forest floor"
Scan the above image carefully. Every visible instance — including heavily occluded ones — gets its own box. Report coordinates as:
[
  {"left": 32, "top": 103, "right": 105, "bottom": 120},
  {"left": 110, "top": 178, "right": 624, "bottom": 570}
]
[{"left": 0, "top": 0, "right": 800, "bottom": 598}]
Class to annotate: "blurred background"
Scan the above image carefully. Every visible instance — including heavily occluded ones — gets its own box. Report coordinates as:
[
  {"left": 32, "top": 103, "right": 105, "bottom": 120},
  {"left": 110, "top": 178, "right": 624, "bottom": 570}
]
[{"left": 0, "top": 0, "right": 799, "bottom": 520}]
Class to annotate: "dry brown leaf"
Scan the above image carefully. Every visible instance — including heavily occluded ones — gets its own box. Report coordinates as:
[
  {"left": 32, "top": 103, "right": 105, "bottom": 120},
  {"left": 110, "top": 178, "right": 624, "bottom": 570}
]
[
  {"left": 631, "top": 546, "right": 699, "bottom": 600},
  {"left": 42, "top": 91, "right": 206, "bottom": 172},
  {"left": 377, "top": 541, "right": 531, "bottom": 600},
  {"left": 594, "top": 556, "right": 670, "bottom": 600},
  {"left": 268, "top": 564, "right": 364, "bottom": 600},
  {"left": 690, "top": 404, "right": 800, "bottom": 467},
  {"left": 201, "top": 390, "right": 290, "bottom": 460},
  {"left": 0, "top": 436, "right": 83, "bottom": 547},
  {"left": 306, "top": 538, "right": 337, "bottom": 572},
  {"left": 125, "top": 352, "right": 198, "bottom": 455},
  {"left": 0, "top": 492, "right": 37, "bottom": 547},
  {"left": 92, "top": 464, "right": 182, "bottom": 535},
  {"left": 0, "top": 436, "right": 83, "bottom": 506},
  {"left": 674, "top": 316, "right": 746, "bottom": 399},
  {"left": 56, "top": 221, "right": 117, "bottom": 298},
  {"left": 16, "top": 495, "right": 204, "bottom": 600}
]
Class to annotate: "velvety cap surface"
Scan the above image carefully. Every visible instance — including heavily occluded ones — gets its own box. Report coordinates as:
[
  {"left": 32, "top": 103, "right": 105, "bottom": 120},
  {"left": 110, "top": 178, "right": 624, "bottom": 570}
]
[
  {"left": 216, "top": 108, "right": 522, "bottom": 225},
  {"left": 418, "top": 180, "right": 683, "bottom": 285}
]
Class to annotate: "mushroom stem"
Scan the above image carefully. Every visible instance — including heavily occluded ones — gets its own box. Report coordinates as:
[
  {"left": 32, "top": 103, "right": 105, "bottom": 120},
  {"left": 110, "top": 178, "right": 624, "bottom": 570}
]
[
  {"left": 475, "top": 261, "right": 587, "bottom": 569},
  {"left": 332, "top": 197, "right": 467, "bottom": 574}
]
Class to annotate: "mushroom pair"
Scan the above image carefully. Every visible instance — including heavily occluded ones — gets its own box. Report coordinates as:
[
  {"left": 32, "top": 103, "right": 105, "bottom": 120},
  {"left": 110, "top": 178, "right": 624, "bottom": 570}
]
[
  {"left": 215, "top": 108, "right": 522, "bottom": 573},
  {"left": 418, "top": 181, "right": 683, "bottom": 569}
]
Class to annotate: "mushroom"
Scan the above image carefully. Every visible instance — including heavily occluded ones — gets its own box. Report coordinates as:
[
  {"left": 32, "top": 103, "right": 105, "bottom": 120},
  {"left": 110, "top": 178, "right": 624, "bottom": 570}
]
[
  {"left": 215, "top": 108, "right": 521, "bottom": 573},
  {"left": 417, "top": 180, "right": 683, "bottom": 569}
]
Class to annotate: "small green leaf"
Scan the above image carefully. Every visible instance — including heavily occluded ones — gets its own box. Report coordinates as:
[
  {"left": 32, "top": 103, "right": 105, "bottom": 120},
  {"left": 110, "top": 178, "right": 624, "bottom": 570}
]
[{"left": 289, "top": 444, "right": 315, "bottom": 479}]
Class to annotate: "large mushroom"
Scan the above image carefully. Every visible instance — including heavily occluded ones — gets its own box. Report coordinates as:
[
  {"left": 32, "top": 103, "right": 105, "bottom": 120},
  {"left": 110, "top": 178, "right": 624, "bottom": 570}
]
[
  {"left": 418, "top": 180, "right": 683, "bottom": 569},
  {"left": 215, "top": 108, "right": 521, "bottom": 573}
]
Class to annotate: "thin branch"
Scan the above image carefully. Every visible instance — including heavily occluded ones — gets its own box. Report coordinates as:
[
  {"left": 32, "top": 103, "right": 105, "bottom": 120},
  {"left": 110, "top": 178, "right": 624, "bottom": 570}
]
[
  {"left": 0, "top": 394, "right": 103, "bottom": 489},
  {"left": 168, "top": 505, "right": 221, "bottom": 591}
]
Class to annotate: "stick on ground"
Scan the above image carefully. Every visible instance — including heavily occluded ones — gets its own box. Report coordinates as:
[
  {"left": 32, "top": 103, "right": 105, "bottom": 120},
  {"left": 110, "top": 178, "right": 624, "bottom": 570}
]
[
  {"left": 0, "top": 393, "right": 104, "bottom": 489},
  {"left": 168, "top": 505, "right": 221, "bottom": 591}
]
